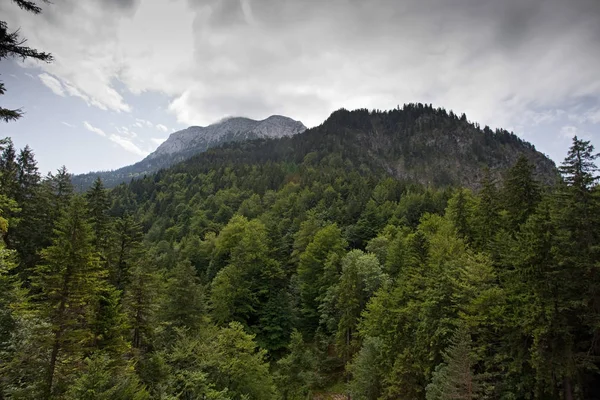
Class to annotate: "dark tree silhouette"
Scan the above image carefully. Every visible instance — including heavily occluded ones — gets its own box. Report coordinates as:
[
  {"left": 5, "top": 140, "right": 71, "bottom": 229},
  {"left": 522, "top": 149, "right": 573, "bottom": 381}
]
[{"left": 1, "top": 0, "right": 53, "bottom": 122}]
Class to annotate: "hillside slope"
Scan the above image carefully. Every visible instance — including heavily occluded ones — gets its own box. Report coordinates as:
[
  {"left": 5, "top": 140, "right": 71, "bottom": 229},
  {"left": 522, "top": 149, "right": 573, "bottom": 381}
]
[
  {"left": 161, "top": 104, "right": 557, "bottom": 189},
  {"left": 73, "top": 115, "right": 306, "bottom": 189}
]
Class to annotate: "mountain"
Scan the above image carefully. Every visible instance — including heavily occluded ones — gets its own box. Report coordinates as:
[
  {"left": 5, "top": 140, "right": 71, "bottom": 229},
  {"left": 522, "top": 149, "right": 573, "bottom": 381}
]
[
  {"left": 152, "top": 105, "right": 556, "bottom": 190},
  {"left": 73, "top": 115, "right": 307, "bottom": 189}
]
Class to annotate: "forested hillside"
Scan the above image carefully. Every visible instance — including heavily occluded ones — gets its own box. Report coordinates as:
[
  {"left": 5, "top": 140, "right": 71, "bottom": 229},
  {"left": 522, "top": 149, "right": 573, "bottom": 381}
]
[
  {"left": 1, "top": 106, "right": 599, "bottom": 399},
  {"left": 75, "top": 104, "right": 556, "bottom": 191},
  {"left": 72, "top": 115, "right": 306, "bottom": 190}
]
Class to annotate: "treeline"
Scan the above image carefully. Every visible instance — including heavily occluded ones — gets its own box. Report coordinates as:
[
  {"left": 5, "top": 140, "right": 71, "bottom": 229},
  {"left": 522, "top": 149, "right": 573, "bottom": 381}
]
[
  {"left": 0, "top": 135, "right": 599, "bottom": 399},
  {"left": 73, "top": 104, "right": 556, "bottom": 191}
]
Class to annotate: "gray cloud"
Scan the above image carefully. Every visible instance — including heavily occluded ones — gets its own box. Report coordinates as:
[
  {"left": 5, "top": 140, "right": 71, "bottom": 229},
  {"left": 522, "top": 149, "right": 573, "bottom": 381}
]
[{"left": 2, "top": 0, "right": 600, "bottom": 131}]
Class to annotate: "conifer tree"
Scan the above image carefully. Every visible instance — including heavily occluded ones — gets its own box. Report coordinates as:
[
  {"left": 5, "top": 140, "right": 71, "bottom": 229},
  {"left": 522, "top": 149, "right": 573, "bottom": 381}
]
[
  {"left": 32, "top": 195, "right": 105, "bottom": 398},
  {"left": 502, "top": 156, "right": 541, "bottom": 232},
  {"left": 64, "top": 353, "right": 149, "bottom": 400},
  {"left": 0, "top": 139, "right": 18, "bottom": 199},
  {"left": 162, "top": 260, "right": 205, "bottom": 332},
  {"left": 0, "top": 219, "right": 24, "bottom": 398},
  {"left": 473, "top": 168, "right": 500, "bottom": 250},
  {"left": 1, "top": 0, "right": 53, "bottom": 122},
  {"left": 91, "top": 286, "right": 130, "bottom": 361},
  {"left": 111, "top": 213, "right": 144, "bottom": 291},
  {"left": 124, "top": 261, "right": 162, "bottom": 354},
  {"left": 446, "top": 188, "right": 475, "bottom": 242},
  {"left": 86, "top": 177, "right": 111, "bottom": 252},
  {"left": 426, "top": 325, "right": 480, "bottom": 400},
  {"left": 16, "top": 145, "right": 40, "bottom": 200},
  {"left": 50, "top": 166, "right": 74, "bottom": 210}
]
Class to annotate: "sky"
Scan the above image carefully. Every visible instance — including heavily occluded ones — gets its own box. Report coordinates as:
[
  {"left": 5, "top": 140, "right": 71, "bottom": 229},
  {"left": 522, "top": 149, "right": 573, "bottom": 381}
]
[{"left": 0, "top": 0, "right": 599, "bottom": 175}]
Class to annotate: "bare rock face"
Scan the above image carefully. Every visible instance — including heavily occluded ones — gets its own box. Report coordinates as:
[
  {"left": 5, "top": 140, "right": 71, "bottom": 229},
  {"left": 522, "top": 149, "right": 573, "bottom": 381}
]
[
  {"left": 150, "top": 116, "right": 306, "bottom": 159},
  {"left": 73, "top": 115, "right": 306, "bottom": 189}
]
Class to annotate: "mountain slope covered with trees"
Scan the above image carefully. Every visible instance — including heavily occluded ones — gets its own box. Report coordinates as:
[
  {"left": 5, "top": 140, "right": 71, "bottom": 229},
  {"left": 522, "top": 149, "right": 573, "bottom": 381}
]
[
  {"left": 73, "top": 115, "right": 307, "bottom": 190},
  {"left": 1, "top": 105, "right": 598, "bottom": 400}
]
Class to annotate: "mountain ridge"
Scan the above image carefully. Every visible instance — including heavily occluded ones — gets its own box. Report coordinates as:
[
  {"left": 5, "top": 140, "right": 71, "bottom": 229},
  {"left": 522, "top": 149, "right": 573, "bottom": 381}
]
[
  {"left": 163, "top": 104, "right": 557, "bottom": 190},
  {"left": 73, "top": 115, "right": 307, "bottom": 189}
]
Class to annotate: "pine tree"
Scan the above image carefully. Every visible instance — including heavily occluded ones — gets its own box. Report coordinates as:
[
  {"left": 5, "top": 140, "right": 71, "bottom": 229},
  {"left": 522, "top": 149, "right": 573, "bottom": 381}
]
[
  {"left": 124, "top": 261, "right": 162, "bottom": 354},
  {"left": 111, "top": 213, "right": 144, "bottom": 291},
  {"left": 446, "top": 188, "right": 475, "bottom": 242},
  {"left": 0, "top": 219, "right": 25, "bottom": 398},
  {"left": 1, "top": 0, "right": 53, "bottom": 122},
  {"left": 556, "top": 136, "right": 600, "bottom": 256},
  {"left": 426, "top": 325, "right": 480, "bottom": 400},
  {"left": 49, "top": 166, "right": 74, "bottom": 210},
  {"left": 162, "top": 260, "right": 205, "bottom": 332},
  {"left": 86, "top": 177, "right": 111, "bottom": 252},
  {"left": 559, "top": 136, "right": 599, "bottom": 191},
  {"left": 16, "top": 145, "right": 40, "bottom": 200},
  {"left": 502, "top": 156, "right": 541, "bottom": 232},
  {"left": 473, "top": 168, "right": 500, "bottom": 250},
  {"left": 0, "top": 139, "right": 18, "bottom": 199},
  {"left": 91, "top": 286, "right": 130, "bottom": 361},
  {"left": 64, "top": 353, "right": 149, "bottom": 400},
  {"left": 32, "top": 196, "right": 105, "bottom": 398},
  {"left": 553, "top": 136, "right": 600, "bottom": 398}
]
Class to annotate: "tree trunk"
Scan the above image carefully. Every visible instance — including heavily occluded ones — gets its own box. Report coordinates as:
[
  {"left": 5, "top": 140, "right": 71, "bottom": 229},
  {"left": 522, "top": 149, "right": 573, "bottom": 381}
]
[{"left": 564, "top": 377, "right": 573, "bottom": 400}]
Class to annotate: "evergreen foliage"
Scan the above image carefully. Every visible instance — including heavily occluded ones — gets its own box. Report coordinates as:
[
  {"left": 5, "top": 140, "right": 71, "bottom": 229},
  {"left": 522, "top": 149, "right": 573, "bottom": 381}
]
[{"left": 0, "top": 128, "right": 597, "bottom": 399}]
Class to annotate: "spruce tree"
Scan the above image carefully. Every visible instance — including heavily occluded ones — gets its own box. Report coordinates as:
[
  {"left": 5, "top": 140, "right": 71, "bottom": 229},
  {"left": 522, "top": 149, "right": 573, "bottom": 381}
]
[
  {"left": 32, "top": 196, "right": 105, "bottom": 398},
  {"left": 16, "top": 145, "right": 40, "bottom": 200},
  {"left": 426, "top": 325, "right": 480, "bottom": 400},
  {"left": 111, "top": 213, "right": 144, "bottom": 291},
  {"left": 162, "top": 260, "right": 205, "bottom": 332},
  {"left": 473, "top": 168, "right": 500, "bottom": 250},
  {"left": 502, "top": 155, "right": 541, "bottom": 232},
  {"left": 86, "top": 177, "right": 111, "bottom": 252}
]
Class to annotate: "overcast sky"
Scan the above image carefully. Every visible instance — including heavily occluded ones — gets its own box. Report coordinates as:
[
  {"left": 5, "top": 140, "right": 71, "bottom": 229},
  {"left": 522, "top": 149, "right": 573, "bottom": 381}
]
[{"left": 1, "top": 0, "right": 599, "bottom": 174}]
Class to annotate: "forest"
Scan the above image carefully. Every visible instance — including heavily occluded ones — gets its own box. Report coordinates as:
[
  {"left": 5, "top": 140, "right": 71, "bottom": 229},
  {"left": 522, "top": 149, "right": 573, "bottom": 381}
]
[{"left": 0, "top": 121, "right": 599, "bottom": 400}]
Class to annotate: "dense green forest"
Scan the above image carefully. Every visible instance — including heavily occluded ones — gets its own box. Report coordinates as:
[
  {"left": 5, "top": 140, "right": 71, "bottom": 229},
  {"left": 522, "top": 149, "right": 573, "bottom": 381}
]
[{"left": 1, "top": 108, "right": 599, "bottom": 399}]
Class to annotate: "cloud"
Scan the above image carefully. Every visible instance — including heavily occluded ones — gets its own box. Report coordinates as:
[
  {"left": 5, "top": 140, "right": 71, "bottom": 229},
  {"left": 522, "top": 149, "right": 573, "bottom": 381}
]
[
  {"left": 3, "top": 0, "right": 600, "bottom": 132},
  {"left": 115, "top": 125, "right": 137, "bottom": 138},
  {"left": 61, "top": 121, "right": 76, "bottom": 128},
  {"left": 560, "top": 125, "right": 579, "bottom": 138},
  {"left": 150, "top": 137, "right": 167, "bottom": 146},
  {"left": 136, "top": 118, "right": 153, "bottom": 128},
  {"left": 83, "top": 121, "right": 106, "bottom": 137},
  {"left": 569, "top": 108, "right": 600, "bottom": 124},
  {"left": 156, "top": 123, "right": 168, "bottom": 132},
  {"left": 560, "top": 125, "right": 592, "bottom": 141},
  {"left": 83, "top": 121, "right": 146, "bottom": 155},
  {"left": 109, "top": 134, "right": 149, "bottom": 156},
  {"left": 3, "top": 0, "right": 132, "bottom": 113},
  {"left": 38, "top": 73, "right": 65, "bottom": 96}
]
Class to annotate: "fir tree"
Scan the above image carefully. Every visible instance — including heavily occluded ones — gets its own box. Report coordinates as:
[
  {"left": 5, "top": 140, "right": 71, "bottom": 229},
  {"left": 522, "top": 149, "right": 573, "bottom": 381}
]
[
  {"left": 32, "top": 196, "right": 105, "bottom": 398},
  {"left": 426, "top": 325, "right": 480, "bottom": 400},
  {"left": 502, "top": 156, "right": 541, "bottom": 232},
  {"left": 162, "top": 260, "right": 205, "bottom": 332},
  {"left": 86, "top": 177, "right": 111, "bottom": 252}
]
